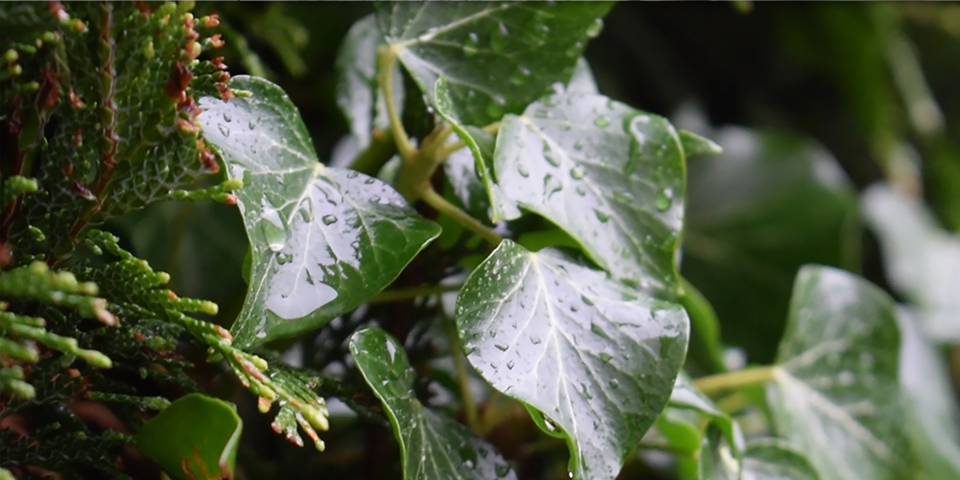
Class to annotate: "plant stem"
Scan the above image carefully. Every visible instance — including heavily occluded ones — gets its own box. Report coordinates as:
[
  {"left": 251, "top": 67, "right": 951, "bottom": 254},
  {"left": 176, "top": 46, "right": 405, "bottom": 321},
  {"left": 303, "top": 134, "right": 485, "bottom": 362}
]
[
  {"left": 367, "top": 283, "right": 462, "bottom": 303},
  {"left": 348, "top": 129, "right": 398, "bottom": 176},
  {"left": 420, "top": 187, "right": 502, "bottom": 246},
  {"left": 445, "top": 316, "right": 479, "bottom": 432},
  {"left": 691, "top": 366, "right": 777, "bottom": 396},
  {"left": 376, "top": 45, "right": 415, "bottom": 162}
]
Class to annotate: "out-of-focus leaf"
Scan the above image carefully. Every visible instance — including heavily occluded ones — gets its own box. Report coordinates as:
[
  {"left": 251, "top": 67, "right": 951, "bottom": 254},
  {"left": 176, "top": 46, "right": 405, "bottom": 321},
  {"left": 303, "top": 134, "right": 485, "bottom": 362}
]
[
  {"left": 742, "top": 440, "right": 821, "bottom": 480},
  {"left": 862, "top": 183, "right": 960, "bottom": 342},
  {"left": 766, "top": 266, "right": 913, "bottom": 480},
  {"left": 455, "top": 240, "right": 688, "bottom": 480},
  {"left": 199, "top": 76, "right": 440, "bottom": 347},
  {"left": 135, "top": 394, "right": 242, "bottom": 480},
  {"left": 349, "top": 328, "right": 517, "bottom": 480}
]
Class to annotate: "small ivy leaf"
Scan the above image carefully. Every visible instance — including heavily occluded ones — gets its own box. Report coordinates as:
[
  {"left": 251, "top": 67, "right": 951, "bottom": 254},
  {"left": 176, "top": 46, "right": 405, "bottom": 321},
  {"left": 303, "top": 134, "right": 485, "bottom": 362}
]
[
  {"left": 376, "top": 1, "right": 614, "bottom": 126},
  {"left": 199, "top": 76, "right": 440, "bottom": 347},
  {"left": 135, "top": 393, "right": 242, "bottom": 480},
  {"left": 741, "top": 440, "right": 821, "bottom": 480},
  {"left": 862, "top": 183, "right": 960, "bottom": 343},
  {"left": 495, "top": 93, "right": 687, "bottom": 294},
  {"left": 349, "top": 328, "right": 517, "bottom": 480},
  {"left": 443, "top": 125, "right": 497, "bottom": 221},
  {"left": 766, "top": 266, "right": 914, "bottom": 480},
  {"left": 336, "top": 14, "right": 404, "bottom": 150},
  {"left": 455, "top": 240, "right": 689, "bottom": 480},
  {"left": 679, "top": 130, "right": 722, "bottom": 158},
  {"left": 897, "top": 308, "right": 960, "bottom": 480},
  {"left": 434, "top": 77, "right": 520, "bottom": 222}
]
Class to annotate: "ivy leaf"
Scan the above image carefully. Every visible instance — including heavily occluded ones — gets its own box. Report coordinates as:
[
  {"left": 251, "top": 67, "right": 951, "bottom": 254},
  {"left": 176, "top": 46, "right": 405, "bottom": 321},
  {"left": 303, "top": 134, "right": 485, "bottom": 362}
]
[
  {"left": 766, "top": 266, "right": 914, "bottom": 480},
  {"left": 135, "top": 394, "right": 242, "bottom": 480},
  {"left": 376, "top": 1, "right": 614, "bottom": 126},
  {"left": 336, "top": 14, "right": 404, "bottom": 150},
  {"left": 565, "top": 58, "right": 600, "bottom": 95},
  {"left": 862, "top": 183, "right": 960, "bottom": 342},
  {"left": 349, "top": 327, "right": 517, "bottom": 480},
  {"left": 495, "top": 93, "right": 686, "bottom": 293},
  {"left": 897, "top": 308, "right": 960, "bottom": 480},
  {"left": 741, "top": 440, "right": 821, "bottom": 480},
  {"left": 679, "top": 130, "right": 722, "bottom": 158},
  {"left": 199, "top": 76, "right": 440, "bottom": 347},
  {"left": 455, "top": 240, "right": 689, "bottom": 480}
]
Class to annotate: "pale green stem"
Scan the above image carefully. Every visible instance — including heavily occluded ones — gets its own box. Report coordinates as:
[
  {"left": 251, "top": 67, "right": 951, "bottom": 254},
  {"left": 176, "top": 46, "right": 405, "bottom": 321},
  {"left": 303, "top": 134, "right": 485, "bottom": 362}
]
[
  {"left": 691, "top": 366, "right": 777, "bottom": 396},
  {"left": 420, "top": 187, "right": 502, "bottom": 246},
  {"left": 377, "top": 46, "right": 415, "bottom": 162}
]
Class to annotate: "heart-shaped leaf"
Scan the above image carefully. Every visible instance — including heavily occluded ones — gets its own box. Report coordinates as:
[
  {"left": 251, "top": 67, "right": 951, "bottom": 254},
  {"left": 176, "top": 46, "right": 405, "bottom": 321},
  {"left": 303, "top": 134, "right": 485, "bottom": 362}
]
[
  {"left": 455, "top": 240, "right": 689, "bottom": 480},
  {"left": 742, "top": 440, "right": 820, "bottom": 480},
  {"left": 376, "top": 1, "right": 614, "bottom": 126},
  {"left": 897, "top": 308, "right": 960, "bottom": 480},
  {"left": 766, "top": 266, "right": 914, "bottom": 480},
  {"left": 862, "top": 183, "right": 960, "bottom": 342},
  {"left": 135, "top": 394, "right": 242, "bottom": 480},
  {"left": 495, "top": 93, "right": 686, "bottom": 293},
  {"left": 199, "top": 76, "right": 440, "bottom": 347},
  {"left": 349, "top": 327, "right": 517, "bottom": 480}
]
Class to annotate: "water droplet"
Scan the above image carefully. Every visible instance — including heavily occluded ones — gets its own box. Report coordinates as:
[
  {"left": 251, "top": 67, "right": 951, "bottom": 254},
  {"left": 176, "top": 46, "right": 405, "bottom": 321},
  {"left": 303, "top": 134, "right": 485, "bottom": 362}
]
[
  {"left": 655, "top": 189, "right": 672, "bottom": 211},
  {"left": 506, "top": 360, "right": 515, "bottom": 370},
  {"left": 495, "top": 343, "right": 509, "bottom": 352},
  {"left": 509, "top": 65, "right": 531, "bottom": 86},
  {"left": 490, "top": 22, "right": 509, "bottom": 52},
  {"left": 248, "top": 120, "right": 256, "bottom": 130},
  {"left": 561, "top": 121, "right": 572, "bottom": 131},
  {"left": 495, "top": 464, "right": 511, "bottom": 478},
  {"left": 463, "top": 32, "right": 480, "bottom": 57},
  {"left": 594, "top": 208, "right": 610, "bottom": 222},
  {"left": 581, "top": 295, "right": 594, "bottom": 306},
  {"left": 608, "top": 379, "right": 619, "bottom": 389},
  {"left": 613, "top": 191, "right": 631, "bottom": 205},
  {"left": 276, "top": 253, "right": 293, "bottom": 265},
  {"left": 321, "top": 214, "right": 337, "bottom": 225},
  {"left": 217, "top": 124, "right": 230, "bottom": 137},
  {"left": 838, "top": 370, "right": 855, "bottom": 386},
  {"left": 486, "top": 99, "right": 504, "bottom": 119},
  {"left": 591, "top": 322, "right": 608, "bottom": 337},
  {"left": 517, "top": 164, "right": 530, "bottom": 177},
  {"left": 565, "top": 41, "right": 582, "bottom": 58},
  {"left": 529, "top": 335, "right": 542, "bottom": 345},
  {"left": 222, "top": 113, "right": 232, "bottom": 122},
  {"left": 575, "top": 185, "right": 586, "bottom": 196},
  {"left": 585, "top": 18, "right": 604, "bottom": 38},
  {"left": 599, "top": 352, "right": 612, "bottom": 363},
  {"left": 569, "top": 166, "right": 585, "bottom": 179},
  {"left": 594, "top": 116, "right": 610, "bottom": 128},
  {"left": 463, "top": 459, "right": 475, "bottom": 469},
  {"left": 573, "top": 140, "right": 583, "bottom": 151}
]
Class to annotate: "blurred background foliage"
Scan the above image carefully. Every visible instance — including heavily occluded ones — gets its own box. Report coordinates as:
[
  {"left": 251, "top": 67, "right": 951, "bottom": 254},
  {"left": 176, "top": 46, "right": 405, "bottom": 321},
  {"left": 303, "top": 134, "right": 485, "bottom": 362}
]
[{"left": 105, "top": 2, "right": 960, "bottom": 478}]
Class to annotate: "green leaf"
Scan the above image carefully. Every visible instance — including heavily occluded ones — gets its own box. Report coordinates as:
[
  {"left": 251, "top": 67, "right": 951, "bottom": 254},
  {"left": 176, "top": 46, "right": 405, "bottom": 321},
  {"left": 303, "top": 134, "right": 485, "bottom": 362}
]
[
  {"left": 495, "top": 93, "right": 686, "bottom": 293},
  {"left": 680, "top": 127, "right": 859, "bottom": 362},
  {"left": 897, "top": 308, "right": 960, "bottom": 480},
  {"left": 668, "top": 373, "right": 744, "bottom": 456},
  {"left": 766, "top": 266, "right": 913, "bottom": 480},
  {"left": 349, "top": 327, "right": 517, "bottom": 480},
  {"left": 455, "top": 240, "right": 689, "bottom": 480},
  {"left": 443, "top": 124, "right": 497, "bottom": 220},
  {"left": 135, "top": 393, "right": 242, "bottom": 480},
  {"left": 679, "top": 130, "right": 723, "bottom": 158},
  {"left": 198, "top": 76, "right": 440, "bottom": 347},
  {"left": 336, "top": 14, "right": 404, "bottom": 149},
  {"left": 566, "top": 58, "right": 600, "bottom": 95},
  {"left": 377, "top": 1, "right": 614, "bottom": 126},
  {"left": 862, "top": 183, "right": 960, "bottom": 342},
  {"left": 741, "top": 440, "right": 821, "bottom": 480}
]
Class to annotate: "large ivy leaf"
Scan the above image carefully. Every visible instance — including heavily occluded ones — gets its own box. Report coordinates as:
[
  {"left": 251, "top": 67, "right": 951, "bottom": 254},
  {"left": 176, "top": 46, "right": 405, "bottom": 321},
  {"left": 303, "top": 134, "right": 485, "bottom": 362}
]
[
  {"left": 495, "top": 93, "right": 686, "bottom": 293},
  {"left": 766, "top": 266, "right": 914, "bottom": 480},
  {"left": 135, "top": 394, "right": 242, "bottom": 480},
  {"left": 349, "top": 327, "right": 517, "bottom": 480},
  {"left": 199, "top": 76, "right": 440, "bottom": 347},
  {"left": 376, "top": 1, "right": 614, "bottom": 126},
  {"left": 897, "top": 308, "right": 960, "bottom": 480},
  {"left": 335, "top": 14, "right": 404, "bottom": 150},
  {"left": 862, "top": 183, "right": 960, "bottom": 342},
  {"left": 741, "top": 440, "right": 820, "bottom": 480},
  {"left": 680, "top": 127, "right": 858, "bottom": 362},
  {"left": 455, "top": 240, "right": 689, "bottom": 480}
]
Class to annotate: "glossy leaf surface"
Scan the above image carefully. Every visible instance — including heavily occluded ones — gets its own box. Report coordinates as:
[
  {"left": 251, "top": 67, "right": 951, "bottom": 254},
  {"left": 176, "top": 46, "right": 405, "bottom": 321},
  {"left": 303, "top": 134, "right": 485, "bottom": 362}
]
[
  {"left": 495, "top": 93, "right": 686, "bottom": 293},
  {"left": 199, "top": 76, "right": 440, "bottom": 347},
  {"left": 862, "top": 183, "right": 960, "bottom": 342},
  {"left": 742, "top": 440, "right": 820, "bottom": 480},
  {"left": 455, "top": 240, "right": 689, "bottom": 480},
  {"left": 349, "top": 328, "right": 517, "bottom": 480},
  {"left": 135, "top": 394, "right": 242, "bottom": 480},
  {"left": 376, "top": 1, "right": 614, "bottom": 126},
  {"left": 766, "top": 266, "right": 913, "bottom": 480}
]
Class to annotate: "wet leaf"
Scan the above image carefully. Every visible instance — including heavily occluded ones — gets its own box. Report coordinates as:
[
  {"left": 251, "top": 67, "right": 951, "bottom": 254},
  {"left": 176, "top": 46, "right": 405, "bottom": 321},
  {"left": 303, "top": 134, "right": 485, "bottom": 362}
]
[
  {"left": 495, "top": 93, "right": 686, "bottom": 293},
  {"left": 376, "top": 1, "right": 614, "bottom": 126},
  {"left": 336, "top": 14, "right": 404, "bottom": 150},
  {"left": 680, "top": 127, "right": 858, "bottom": 362},
  {"left": 135, "top": 394, "right": 242, "bottom": 480},
  {"left": 349, "top": 327, "right": 517, "bottom": 480},
  {"left": 766, "top": 266, "right": 914, "bottom": 480},
  {"left": 455, "top": 240, "right": 688, "bottom": 480},
  {"left": 199, "top": 76, "right": 440, "bottom": 347},
  {"left": 862, "top": 183, "right": 960, "bottom": 342},
  {"left": 897, "top": 308, "right": 960, "bottom": 480},
  {"left": 741, "top": 440, "right": 821, "bottom": 480}
]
